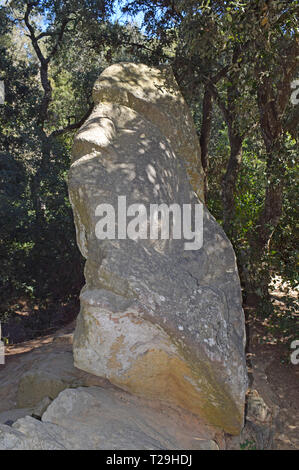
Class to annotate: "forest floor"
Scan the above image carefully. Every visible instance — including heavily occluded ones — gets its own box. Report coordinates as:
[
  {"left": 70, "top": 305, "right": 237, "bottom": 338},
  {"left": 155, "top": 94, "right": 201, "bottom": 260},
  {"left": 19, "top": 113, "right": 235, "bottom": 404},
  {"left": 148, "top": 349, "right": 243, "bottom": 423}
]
[
  {"left": 242, "top": 312, "right": 298, "bottom": 449},
  {"left": 241, "top": 279, "right": 298, "bottom": 450}
]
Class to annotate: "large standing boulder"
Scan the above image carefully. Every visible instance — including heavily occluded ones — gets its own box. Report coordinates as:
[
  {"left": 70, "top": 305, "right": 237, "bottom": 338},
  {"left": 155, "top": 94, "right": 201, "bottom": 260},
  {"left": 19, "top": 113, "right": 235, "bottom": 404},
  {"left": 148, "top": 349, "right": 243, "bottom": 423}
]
[{"left": 69, "top": 63, "right": 248, "bottom": 435}]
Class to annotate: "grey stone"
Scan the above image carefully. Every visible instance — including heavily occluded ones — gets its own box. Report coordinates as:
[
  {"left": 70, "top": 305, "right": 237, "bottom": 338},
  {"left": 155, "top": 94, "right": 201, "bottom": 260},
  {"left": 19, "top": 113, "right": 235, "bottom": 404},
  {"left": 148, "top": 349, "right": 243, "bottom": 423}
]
[
  {"left": 0, "top": 387, "right": 219, "bottom": 450},
  {"left": 69, "top": 62, "right": 248, "bottom": 434},
  {"left": 32, "top": 396, "right": 52, "bottom": 419},
  {"left": 0, "top": 408, "right": 32, "bottom": 425},
  {"left": 0, "top": 337, "right": 110, "bottom": 414}
]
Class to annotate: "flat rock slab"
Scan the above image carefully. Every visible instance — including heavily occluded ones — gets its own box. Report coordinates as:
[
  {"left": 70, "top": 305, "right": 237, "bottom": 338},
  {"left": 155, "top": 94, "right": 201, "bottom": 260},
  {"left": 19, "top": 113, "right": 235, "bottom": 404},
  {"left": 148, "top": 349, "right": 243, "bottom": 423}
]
[
  {"left": 0, "top": 387, "right": 218, "bottom": 450},
  {"left": 0, "top": 326, "right": 111, "bottom": 414}
]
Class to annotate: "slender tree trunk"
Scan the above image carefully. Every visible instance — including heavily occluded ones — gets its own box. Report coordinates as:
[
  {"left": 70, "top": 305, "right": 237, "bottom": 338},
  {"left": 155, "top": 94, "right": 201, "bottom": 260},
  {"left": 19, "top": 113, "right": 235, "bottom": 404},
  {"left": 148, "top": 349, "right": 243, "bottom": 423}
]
[
  {"left": 222, "top": 130, "right": 243, "bottom": 235},
  {"left": 255, "top": 179, "right": 283, "bottom": 252},
  {"left": 245, "top": 139, "right": 284, "bottom": 303},
  {"left": 199, "top": 86, "right": 213, "bottom": 200}
]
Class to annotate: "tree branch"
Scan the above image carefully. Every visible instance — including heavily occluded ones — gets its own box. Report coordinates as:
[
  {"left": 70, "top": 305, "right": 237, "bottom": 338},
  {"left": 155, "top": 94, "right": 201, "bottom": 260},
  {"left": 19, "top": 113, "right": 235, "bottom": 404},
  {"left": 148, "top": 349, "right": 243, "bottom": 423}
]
[
  {"left": 24, "top": 2, "right": 46, "bottom": 64},
  {"left": 208, "top": 82, "right": 231, "bottom": 125},
  {"left": 50, "top": 103, "right": 94, "bottom": 138},
  {"left": 36, "top": 31, "right": 57, "bottom": 41},
  {"left": 46, "top": 19, "right": 70, "bottom": 63}
]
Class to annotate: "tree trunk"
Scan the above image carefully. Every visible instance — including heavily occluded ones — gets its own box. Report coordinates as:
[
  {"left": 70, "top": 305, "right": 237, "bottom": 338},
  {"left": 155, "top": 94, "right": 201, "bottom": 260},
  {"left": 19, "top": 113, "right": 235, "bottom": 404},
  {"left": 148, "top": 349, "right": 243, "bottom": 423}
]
[
  {"left": 245, "top": 140, "right": 284, "bottom": 306},
  {"left": 31, "top": 131, "right": 52, "bottom": 230},
  {"left": 199, "top": 86, "right": 213, "bottom": 200},
  {"left": 222, "top": 131, "right": 243, "bottom": 236}
]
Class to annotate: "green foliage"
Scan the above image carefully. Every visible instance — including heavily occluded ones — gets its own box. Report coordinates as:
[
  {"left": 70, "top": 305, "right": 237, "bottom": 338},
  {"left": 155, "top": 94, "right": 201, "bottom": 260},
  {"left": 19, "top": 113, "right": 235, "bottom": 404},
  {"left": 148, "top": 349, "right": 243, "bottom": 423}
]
[{"left": 240, "top": 439, "right": 256, "bottom": 450}]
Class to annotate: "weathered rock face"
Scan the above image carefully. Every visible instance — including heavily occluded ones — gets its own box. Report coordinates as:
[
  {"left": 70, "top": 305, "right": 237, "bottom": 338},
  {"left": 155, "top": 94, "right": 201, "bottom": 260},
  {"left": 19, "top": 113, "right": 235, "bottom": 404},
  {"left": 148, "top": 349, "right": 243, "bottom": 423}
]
[
  {"left": 0, "top": 327, "right": 109, "bottom": 415},
  {"left": 69, "top": 63, "right": 248, "bottom": 435},
  {"left": 0, "top": 387, "right": 218, "bottom": 450}
]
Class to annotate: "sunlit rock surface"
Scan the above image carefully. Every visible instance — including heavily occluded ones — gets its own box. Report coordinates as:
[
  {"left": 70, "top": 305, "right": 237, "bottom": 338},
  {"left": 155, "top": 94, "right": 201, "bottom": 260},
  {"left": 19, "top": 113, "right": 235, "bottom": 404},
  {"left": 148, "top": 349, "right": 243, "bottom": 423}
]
[
  {"left": 0, "top": 387, "right": 218, "bottom": 450},
  {"left": 69, "top": 63, "right": 248, "bottom": 435}
]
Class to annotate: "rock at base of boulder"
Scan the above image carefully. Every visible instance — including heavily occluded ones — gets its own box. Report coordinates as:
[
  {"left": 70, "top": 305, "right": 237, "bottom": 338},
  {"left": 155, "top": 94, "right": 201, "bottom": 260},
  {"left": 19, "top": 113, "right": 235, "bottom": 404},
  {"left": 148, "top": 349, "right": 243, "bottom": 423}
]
[{"left": 0, "top": 387, "right": 220, "bottom": 450}]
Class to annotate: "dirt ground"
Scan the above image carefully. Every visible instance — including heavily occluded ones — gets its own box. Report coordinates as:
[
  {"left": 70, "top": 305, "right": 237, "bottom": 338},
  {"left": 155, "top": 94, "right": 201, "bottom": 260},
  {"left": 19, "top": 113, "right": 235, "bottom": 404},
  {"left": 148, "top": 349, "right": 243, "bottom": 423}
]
[
  {"left": 240, "top": 312, "right": 298, "bottom": 450},
  {"left": 239, "top": 278, "right": 298, "bottom": 449}
]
